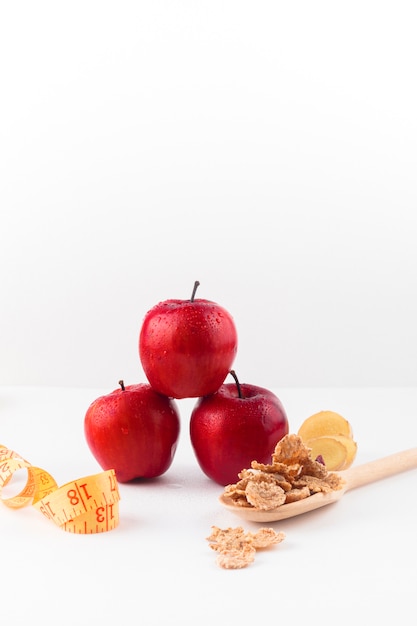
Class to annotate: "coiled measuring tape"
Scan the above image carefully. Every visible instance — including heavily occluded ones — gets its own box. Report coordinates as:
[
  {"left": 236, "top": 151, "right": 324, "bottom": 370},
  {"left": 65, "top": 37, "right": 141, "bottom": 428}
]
[{"left": 0, "top": 444, "right": 120, "bottom": 533}]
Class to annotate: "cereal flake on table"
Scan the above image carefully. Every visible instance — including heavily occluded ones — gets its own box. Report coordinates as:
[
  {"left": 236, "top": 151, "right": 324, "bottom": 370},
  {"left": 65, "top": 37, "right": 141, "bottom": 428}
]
[{"left": 207, "top": 525, "right": 285, "bottom": 569}]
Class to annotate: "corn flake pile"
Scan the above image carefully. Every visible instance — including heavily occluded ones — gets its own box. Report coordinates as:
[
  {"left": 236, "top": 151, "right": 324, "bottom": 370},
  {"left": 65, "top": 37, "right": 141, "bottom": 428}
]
[
  {"left": 222, "top": 434, "right": 344, "bottom": 511},
  {"left": 207, "top": 525, "right": 285, "bottom": 569}
]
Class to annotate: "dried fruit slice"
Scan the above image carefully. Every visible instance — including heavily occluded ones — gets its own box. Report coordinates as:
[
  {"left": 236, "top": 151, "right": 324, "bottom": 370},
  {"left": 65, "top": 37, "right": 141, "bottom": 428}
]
[
  {"left": 330, "top": 434, "right": 357, "bottom": 470},
  {"left": 305, "top": 436, "right": 347, "bottom": 470},
  {"left": 306, "top": 434, "right": 357, "bottom": 471},
  {"left": 298, "top": 410, "right": 353, "bottom": 441}
]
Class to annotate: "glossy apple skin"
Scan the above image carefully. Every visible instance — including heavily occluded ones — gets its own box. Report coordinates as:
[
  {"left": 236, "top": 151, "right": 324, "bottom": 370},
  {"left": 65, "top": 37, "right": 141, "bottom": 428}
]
[
  {"left": 84, "top": 383, "right": 180, "bottom": 482},
  {"left": 139, "top": 298, "right": 238, "bottom": 399},
  {"left": 189, "top": 383, "right": 289, "bottom": 485}
]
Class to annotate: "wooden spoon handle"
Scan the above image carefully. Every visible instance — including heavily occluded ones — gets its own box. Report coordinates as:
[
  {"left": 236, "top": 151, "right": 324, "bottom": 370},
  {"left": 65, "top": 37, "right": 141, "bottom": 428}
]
[{"left": 342, "top": 448, "right": 417, "bottom": 491}]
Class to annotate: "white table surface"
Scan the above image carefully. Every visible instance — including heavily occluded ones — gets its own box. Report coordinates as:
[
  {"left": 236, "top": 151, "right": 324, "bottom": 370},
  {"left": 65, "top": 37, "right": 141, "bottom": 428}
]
[{"left": 1, "top": 386, "right": 416, "bottom": 625}]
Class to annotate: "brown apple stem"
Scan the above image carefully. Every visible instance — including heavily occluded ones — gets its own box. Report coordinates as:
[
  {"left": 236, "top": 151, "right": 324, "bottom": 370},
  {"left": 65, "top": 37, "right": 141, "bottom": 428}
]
[
  {"left": 118, "top": 380, "right": 125, "bottom": 391},
  {"left": 229, "top": 370, "right": 243, "bottom": 399},
  {"left": 190, "top": 280, "right": 200, "bottom": 302}
]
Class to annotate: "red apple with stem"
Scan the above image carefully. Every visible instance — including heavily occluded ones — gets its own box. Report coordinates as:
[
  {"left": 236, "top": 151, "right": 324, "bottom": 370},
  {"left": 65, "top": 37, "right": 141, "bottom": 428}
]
[
  {"left": 139, "top": 281, "right": 238, "bottom": 399},
  {"left": 189, "top": 371, "right": 289, "bottom": 485},
  {"left": 84, "top": 381, "right": 180, "bottom": 482}
]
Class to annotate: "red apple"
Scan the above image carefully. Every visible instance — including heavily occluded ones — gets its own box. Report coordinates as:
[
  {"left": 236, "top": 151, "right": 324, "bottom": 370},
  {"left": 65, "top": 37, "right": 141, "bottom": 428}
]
[
  {"left": 84, "top": 381, "right": 180, "bottom": 482},
  {"left": 139, "top": 281, "right": 238, "bottom": 399},
  {"left": 189, "top": 371, "right": 289, "bottom": 485}
]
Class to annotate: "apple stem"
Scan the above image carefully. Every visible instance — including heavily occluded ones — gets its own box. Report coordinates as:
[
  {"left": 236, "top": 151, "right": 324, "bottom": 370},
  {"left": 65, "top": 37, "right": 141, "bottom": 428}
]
[
  {"left": 190, "top": 280, "right": 200, "bottom": 302},
  {"left": 229, "top": 370, "right": 243, "bottom": 399},
  {"left": 118, "top": 380, "right": 125, "bottom": 391}
]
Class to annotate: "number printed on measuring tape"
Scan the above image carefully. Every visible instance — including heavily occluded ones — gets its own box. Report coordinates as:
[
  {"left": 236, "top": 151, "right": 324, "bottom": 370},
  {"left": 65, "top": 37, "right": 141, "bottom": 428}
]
[{"left": 0, "top": 445, "right": 120, "bottom": 533}]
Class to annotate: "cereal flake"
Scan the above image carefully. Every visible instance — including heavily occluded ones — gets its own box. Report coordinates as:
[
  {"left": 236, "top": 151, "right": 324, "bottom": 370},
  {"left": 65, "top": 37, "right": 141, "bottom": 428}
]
[
  {"left": 207, "top": 525, "right": 285, "bottom": 569},
  {"left": 222, "top": 433, "right": 344, "bottom": 512}
]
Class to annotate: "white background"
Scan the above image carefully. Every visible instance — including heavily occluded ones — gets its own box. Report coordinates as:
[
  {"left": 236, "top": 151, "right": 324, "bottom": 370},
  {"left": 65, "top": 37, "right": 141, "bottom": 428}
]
[
  {"left": 1, "top": 1, "right": 417, "bottom": 390},
  {"left": 1, "top": 6, "right": 417, "bottom": 624}
]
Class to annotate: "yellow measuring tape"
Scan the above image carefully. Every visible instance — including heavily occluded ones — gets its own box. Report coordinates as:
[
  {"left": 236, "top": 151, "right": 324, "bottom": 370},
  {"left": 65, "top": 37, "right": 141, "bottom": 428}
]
[{"left": 0, "top": 444, "right": 120, "bottom": 533}]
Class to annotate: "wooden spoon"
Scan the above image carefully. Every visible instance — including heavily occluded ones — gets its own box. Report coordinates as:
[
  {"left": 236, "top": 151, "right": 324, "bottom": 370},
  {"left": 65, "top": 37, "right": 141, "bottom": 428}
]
[{"left": 219, "top": 447, "right": 417, "bottom": 523}]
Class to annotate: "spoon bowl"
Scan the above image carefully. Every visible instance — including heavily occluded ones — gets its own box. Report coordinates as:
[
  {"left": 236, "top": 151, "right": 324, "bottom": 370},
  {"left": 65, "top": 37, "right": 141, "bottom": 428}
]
[{"left": 219, "top": 447, "right": 417, "bottom": 523}]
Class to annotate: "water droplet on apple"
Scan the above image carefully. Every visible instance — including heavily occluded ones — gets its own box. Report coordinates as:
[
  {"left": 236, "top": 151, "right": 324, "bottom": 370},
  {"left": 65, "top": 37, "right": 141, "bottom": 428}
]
[{"left": 121, "top": 427, "right": 129, "bottom": 435}]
